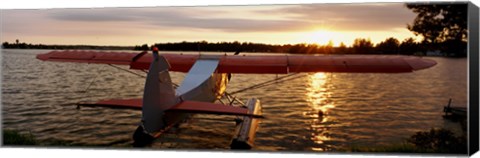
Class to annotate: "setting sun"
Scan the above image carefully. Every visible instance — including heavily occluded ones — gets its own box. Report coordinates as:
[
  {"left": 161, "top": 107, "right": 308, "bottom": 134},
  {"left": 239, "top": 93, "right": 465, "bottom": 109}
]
[
  {"left": 300, "top": 30, "right": 337, "bottom": 45},
  {"left": 295, "top": 29, "right": 351, "bottom": 46}
]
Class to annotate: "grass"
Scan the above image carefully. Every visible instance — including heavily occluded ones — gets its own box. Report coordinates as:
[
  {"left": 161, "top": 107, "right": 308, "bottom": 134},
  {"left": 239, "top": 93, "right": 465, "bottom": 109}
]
[
  {"left": 3, "top": 129, "right": 131, "bottom": 148},
  {"left": 3, "top": 130, "right": 37, "bottom": 145},
  {"left": 346, "top": 143, "right": 433, "bottom": 153},
  {"left": 3, "top": 129, "right": 75, "bottom": 146},
  {"left": 344, "top": 128, "right": 467, "bottom": 154}
]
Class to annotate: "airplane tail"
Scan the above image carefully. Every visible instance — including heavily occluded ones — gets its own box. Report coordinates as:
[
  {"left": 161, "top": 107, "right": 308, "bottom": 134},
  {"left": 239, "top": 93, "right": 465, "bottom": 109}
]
[{"left": 133, "top": 48, "right": 177, "bottom": 146}]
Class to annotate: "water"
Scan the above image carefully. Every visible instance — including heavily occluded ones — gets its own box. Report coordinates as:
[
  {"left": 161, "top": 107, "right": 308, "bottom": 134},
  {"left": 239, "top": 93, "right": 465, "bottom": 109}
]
[{"left": 1, "top": 49, "right": 467, "bottom": 151}]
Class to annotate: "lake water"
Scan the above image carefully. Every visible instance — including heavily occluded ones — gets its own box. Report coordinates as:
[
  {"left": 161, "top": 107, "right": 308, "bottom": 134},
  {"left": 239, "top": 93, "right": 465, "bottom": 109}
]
[{"left": 1, "top": 49, "right": 467, "bottom": 152}]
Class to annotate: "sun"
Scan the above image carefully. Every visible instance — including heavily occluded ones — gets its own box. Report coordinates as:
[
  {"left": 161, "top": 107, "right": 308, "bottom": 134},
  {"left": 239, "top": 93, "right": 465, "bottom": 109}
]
[{"left": 302, "top": 30, "right": 336, "bottom": 45}]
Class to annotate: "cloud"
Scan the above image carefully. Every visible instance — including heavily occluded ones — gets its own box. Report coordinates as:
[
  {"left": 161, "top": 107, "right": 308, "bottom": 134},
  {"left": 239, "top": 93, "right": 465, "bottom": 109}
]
[
  {"left": 21, "top": 3, "right": 415, "bottom": 33},
  {"left": 49, "top": 10, "right": 135, "bottom": 22},
  {"left": 2, "top": 9, "right": 141, "bottom": 36},
  {"left": 41, "top": 7, "right": 314, "bottom": 32},
  {"left": 149, "top": 17, "right": 313, "bottom": 32},
  {"left": 264, "top": 3, "right": 417, "bottom": 31}
]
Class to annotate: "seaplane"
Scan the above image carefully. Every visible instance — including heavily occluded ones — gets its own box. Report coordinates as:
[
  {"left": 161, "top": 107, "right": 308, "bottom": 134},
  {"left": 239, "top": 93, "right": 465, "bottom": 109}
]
[{"left": 36, "top": 47, "right": 437, "bottom": 149}]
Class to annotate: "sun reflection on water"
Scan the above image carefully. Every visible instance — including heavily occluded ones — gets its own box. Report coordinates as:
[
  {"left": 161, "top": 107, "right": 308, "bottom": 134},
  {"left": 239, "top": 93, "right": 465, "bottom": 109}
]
[{"left": 305, "top": 72, "right": 336, "bottom": 151}]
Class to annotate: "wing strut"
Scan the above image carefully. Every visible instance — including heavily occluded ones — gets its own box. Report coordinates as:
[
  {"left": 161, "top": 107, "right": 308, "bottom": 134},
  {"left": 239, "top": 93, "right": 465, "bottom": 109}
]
[{"left": 228, "top": 73, "right": 306, "bottom": 95}]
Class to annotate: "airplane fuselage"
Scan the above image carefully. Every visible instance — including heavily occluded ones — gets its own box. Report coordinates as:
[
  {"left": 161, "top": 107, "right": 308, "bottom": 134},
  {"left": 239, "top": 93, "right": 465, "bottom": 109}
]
[
  {"left": 163, "top": 72, "right": 230, "bottom": 128},
  {"left": 178, "top": 73, "right": 229, "bottom": 102}
]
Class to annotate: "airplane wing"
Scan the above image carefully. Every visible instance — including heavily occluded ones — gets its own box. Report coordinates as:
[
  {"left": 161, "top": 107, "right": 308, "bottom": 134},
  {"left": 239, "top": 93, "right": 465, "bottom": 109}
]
[
  {"left": 36, "top": 50, "right": 437, "bottom": 73},
  {"left": 78, "top": 99, "right": 261, "bottom": 117}
]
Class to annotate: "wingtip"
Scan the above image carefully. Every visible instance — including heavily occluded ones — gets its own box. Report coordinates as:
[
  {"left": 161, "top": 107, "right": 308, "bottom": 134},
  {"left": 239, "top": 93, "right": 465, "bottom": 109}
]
[
  {"left": 36, "top": 50, "right": 60, "bottom": 61},
  {"left": 405, "top": 57, "right": 437, "bottom": 71},
  {"left": 36, "top": 53, "right": 50, "bottom": 61}
]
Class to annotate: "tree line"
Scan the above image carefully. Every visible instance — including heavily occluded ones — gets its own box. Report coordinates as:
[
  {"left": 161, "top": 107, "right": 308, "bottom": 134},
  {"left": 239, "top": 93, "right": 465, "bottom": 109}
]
[
  {"left": 131, "top": 36, "right": 463, "bottom": 56},
  {"left": 2, "top": 37, "right": 465, "bottom": 57},
  {"left": 404, "top": 2, "right": 468, "bottom": 57},
  {"left": 2, "top": 40, "right": 134, "bottom": 50}
]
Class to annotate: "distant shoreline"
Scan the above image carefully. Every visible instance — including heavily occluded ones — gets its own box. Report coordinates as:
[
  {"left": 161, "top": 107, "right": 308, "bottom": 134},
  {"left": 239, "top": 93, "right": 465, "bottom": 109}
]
[
  {"left": 1, "top": 44, "right": 135, "bottom": 51},
  {"left": 2, "top": 48, "right": 466, "bottom": 58},
  {"left": 2, "top": 41, "right": 467, "bottom": 57}
]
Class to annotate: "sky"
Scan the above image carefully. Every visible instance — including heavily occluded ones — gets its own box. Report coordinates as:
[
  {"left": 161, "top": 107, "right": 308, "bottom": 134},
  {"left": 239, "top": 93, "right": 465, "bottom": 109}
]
[{"left": 1, "top": 2, "right": 420, "bottom": 47}]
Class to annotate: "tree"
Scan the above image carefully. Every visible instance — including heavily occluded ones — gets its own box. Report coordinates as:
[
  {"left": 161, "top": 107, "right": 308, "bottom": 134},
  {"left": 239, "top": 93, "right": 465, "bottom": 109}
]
[
  {"left": 376, "top": 37, "right": 400, "bottom": 54},
  {"left": 140, "top": 44, "right": 149, "bottom": 50},
  {"left": 352, "top": 38, "right": 374, "bottom": 54},
  {"left": 406, "top": 3, "right": 468, "bottom": 55},
  {"left": 337, "top": 42, "right": 348, "bottom": 54},
  {"left": 324, "top": 40, "right": 334, "bottom": 54},
  {"left": 2, "top": 42, "right": 9, "bottom": 48},
  {"left": 133, "top": 44, "right": 149, "bottom": 50},
  {"left": 399, "top": 38, "right": 420, "bottom": 55}
]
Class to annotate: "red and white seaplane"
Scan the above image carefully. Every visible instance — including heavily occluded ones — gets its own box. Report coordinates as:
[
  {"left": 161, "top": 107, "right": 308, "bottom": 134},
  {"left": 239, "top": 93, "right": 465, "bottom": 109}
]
[{"left": 36, "top": 47, "right": 437, "bottom": 149}]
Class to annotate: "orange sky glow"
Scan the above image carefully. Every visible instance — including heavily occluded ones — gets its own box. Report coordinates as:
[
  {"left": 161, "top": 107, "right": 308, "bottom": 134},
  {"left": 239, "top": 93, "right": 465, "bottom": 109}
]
[{"left": 2, "top": 3, "right": 421, "bottom": 47}]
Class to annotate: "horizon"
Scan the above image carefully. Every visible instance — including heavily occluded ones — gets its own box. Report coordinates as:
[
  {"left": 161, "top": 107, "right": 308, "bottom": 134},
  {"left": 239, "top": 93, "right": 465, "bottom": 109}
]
[
  {"left": 2, "top": 3, "right": 421, "bottom": 47},
  {"left": 2, "top": 38, "right": 416, "bottom": 48}
]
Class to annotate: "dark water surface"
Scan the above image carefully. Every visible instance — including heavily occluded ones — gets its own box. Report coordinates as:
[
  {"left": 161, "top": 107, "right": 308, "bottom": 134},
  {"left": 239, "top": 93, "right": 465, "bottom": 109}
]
[{"left": 2, "top": 49, "right": 467, "bottom": 152}]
